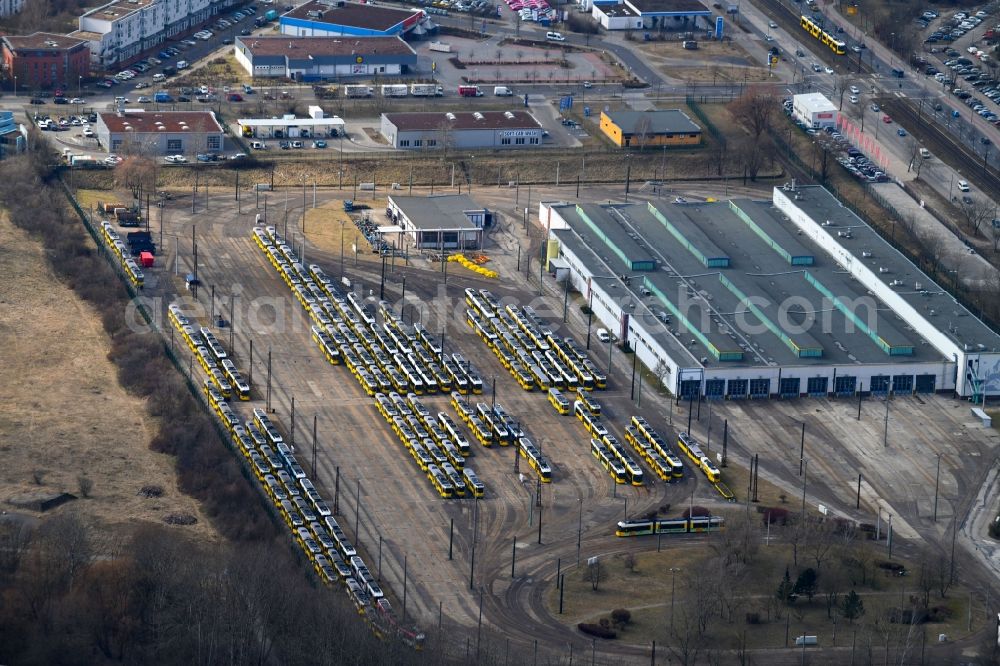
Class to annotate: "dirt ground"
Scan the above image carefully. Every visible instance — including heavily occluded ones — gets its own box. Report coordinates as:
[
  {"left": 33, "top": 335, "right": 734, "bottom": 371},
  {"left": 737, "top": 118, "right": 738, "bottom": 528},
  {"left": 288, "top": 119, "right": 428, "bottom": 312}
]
[
  {"left": 0, "top": 211, "right": 214, "bottom": 539},
  {"left": 632, "top": 38, "right": 771, "bottom": 83}
]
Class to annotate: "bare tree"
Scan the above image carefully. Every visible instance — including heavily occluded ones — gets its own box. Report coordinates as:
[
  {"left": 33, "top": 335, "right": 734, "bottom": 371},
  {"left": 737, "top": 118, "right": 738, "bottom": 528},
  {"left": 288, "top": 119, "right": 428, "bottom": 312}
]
[
  {"left": 990, "top": 218, "right": 1000, "bottom": 252},
  {"left": 0, "top": 519, "right": 33, "bottom": 576},
  {"left": 707, "top": 137, "right": 728, "bottom": 177},
  {"left": 587, "top": 558, "right": 604, "bottom": 591},
  {"left": 115, "top": 156, "right": 157, "bottom": 200},
  {"left": 933, "top": 552, "right": 952, "bottom": 598},
  {"left": 728, "top": 85, "right": 777, "bottom": 141},
  {"left": 811, "top": 136, "right": 835, "bottom": 181},
  {"left": 667, "top": 604, "right": 704, "bottom": 666},
  {"left": 958, "top": 196, "right": 995, "bottom": 236},
  {"left": 806, "top": 519, "right": 836, "bottom": 572},
  {"left": 436, "top": 119, "right": 456, "bottom": 156},
  {"left": 634, "top": 115, "right": 653, "bottom": 152}
]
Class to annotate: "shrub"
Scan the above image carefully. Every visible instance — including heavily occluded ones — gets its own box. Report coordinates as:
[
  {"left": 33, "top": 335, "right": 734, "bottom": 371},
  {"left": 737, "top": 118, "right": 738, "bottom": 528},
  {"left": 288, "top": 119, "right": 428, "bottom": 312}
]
[
  {"left": 762, "top": 507, "right": 790, "bottom": 526},
  {"left": 577, "top": 623, "right": 617, "bottom": 639},
  {"left": 622, "top": 552, "right": 636, "bottom": 573},
  {"left": 77, "top": 476, "right": 94, "bottom": 498},
  {"left": 611, "top": 609, "right": 631, "bottom": 627}
]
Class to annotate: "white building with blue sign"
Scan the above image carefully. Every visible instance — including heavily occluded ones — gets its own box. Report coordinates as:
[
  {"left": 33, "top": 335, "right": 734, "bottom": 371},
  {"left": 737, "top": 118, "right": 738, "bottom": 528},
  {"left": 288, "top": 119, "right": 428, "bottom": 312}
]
[
  {"left": 380, "top": 111, "right": 542, "bottom": 150},
  {"left": 280, "top": 0, "right": 431, "bottom": 38},
  {"left": 589, "top": 0, "right": 711, "bottom": 31}
]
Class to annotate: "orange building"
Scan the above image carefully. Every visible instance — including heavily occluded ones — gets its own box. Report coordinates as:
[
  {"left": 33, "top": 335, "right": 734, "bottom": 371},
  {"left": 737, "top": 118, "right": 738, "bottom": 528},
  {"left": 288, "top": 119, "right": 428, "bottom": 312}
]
[{"left": 599, "top": 109, "right": 702, "bottom": 148}]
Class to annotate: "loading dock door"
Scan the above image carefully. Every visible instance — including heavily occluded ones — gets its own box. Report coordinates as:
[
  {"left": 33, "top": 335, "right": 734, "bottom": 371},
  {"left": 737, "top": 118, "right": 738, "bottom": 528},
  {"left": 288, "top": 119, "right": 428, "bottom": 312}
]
[{"left": 779, "top": 377, "right": 800, "bottom": 398}]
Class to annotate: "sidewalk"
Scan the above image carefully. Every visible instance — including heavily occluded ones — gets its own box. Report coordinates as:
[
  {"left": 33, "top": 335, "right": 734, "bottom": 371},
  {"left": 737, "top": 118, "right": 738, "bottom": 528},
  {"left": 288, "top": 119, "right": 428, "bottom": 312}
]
[{"left": 869, "top": 181, "right": 997, "bottom": 288}]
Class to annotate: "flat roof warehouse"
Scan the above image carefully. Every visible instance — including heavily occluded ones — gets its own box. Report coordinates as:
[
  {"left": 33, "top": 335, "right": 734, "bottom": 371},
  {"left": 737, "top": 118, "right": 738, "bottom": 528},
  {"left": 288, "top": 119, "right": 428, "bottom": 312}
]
[
  {"left": 543, "top": 185, "right": 1000, "bottom": 397},
  {"left": 283, "top": 0, "right": 424, "bottom": 32},
  {"left": 237, "top": 36, "right": 415, "bottom": 58},
  {"left": 383, "top": 111, "right": 541, "bottom": 131},
  {"left": 550, "top": 200, "right": 941, "bottom": 368}
]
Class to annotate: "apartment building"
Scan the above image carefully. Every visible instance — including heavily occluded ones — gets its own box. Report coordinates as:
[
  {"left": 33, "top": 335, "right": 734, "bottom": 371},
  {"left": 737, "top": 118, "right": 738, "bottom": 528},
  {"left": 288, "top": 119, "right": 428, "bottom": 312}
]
[
  {"left": 72, "top": 0, "right": 243, "bottom": 69},
  {"left": 1, "top": 33, "right": 90, "bottom": 89}
]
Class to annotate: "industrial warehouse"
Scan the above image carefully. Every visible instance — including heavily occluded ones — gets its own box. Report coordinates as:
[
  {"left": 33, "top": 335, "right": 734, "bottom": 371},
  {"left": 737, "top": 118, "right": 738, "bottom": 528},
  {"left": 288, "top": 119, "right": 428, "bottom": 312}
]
[
  {"left": 233, "top": 35, "right": 417, "bottom": 79},
  {"left": 542, "top": 184, "right": 1000, "bottom": 400},
  {"left": 380, "top": 111, "right": 543, "bottom": 149}
]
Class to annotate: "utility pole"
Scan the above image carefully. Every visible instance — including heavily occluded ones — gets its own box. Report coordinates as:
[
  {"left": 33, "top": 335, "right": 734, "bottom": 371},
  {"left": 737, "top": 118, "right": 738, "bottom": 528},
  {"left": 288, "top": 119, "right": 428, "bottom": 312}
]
[
  {"left": 801, "top": 460, "right": 808, "bottom": 516},
  {"left": 798, "top": 422, "right": 805, "bottom": 476},
  {"left": 883, "top": 379, "right": 892, "bottom": 447},
  {"left": 933, "top": 453, "right": 941, "bottom": 522},
  {"left": 311, "top": 414, "right": 317, "bottom": 476},
  {"left": 265, "top": 346, "right": 272, "bottom": 412}
]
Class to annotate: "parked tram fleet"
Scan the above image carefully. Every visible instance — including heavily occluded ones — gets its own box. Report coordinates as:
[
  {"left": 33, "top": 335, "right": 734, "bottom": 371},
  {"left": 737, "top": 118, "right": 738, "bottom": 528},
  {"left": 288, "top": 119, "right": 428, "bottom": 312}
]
[{"left": 118, "top": 217, "right": 740, "bottom": 649}]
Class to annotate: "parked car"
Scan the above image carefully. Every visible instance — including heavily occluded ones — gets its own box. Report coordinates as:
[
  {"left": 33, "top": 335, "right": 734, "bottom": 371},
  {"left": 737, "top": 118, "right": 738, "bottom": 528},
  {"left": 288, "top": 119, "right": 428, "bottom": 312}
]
[{"left": 958, "top": 179, "right": 970, "bottom": 191}]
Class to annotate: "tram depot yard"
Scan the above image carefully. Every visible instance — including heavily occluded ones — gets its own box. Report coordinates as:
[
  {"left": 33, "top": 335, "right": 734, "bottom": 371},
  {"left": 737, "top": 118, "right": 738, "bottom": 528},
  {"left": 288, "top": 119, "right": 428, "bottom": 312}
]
[{"left": 89, "top": 176, "right": 1000, "bottom": 658}]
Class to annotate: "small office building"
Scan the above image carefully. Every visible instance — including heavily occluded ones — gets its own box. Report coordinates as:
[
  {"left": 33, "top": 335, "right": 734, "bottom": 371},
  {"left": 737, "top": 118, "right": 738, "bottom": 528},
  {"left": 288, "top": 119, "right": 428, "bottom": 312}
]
[
  {"left": 386, "top": 194, "right": 487, "bottom": 250},
  {"left": 792, "top": 93, "right": 838, "bottom": 129},
  {"left": 598, "top": 109, "right": 702, "bottom": 148},
  {"left": 238, "top": 106, "right": 345, "bottom": 138},
  {"left": 380, "top": 111, "right": 543, "bottom": 150}
]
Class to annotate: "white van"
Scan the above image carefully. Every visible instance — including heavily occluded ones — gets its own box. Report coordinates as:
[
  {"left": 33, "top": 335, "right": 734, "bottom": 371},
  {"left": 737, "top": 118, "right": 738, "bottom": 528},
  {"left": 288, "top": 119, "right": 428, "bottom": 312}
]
[
  {"left": 176, "top": 60, "right": 189, "bottom": 69},
  {"left": 493, "top": 86, "right": 513, "bottom": 96},
  {"left": 545, "top": 31, "right": 565, "bottom": 41},
  {"left": 152, "top": 73, "right": 166, "bottom": 82},
  {"left": 596, "top": 328, "right": 611, "bottom": 343},
  {"left": 957, "top": 180, "right": 970, "bottom": 192}
]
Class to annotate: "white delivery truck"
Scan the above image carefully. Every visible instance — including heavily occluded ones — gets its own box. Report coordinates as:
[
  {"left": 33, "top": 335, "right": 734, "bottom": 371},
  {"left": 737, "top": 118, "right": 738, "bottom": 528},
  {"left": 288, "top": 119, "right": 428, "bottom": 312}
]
[
  {"left": 381, "top": 84, "right": 409, "bottom": 97},
  {"left": 428, "top": 41, "right": 452, "bottom": 53},
  {"left": 410, "top": 83, "right": 444, "bottom": 96},
  {"left": 493, "top": 86, "right": 513, "bottom": 96},
  {"left": 344, "top": 85, "right": 374, "bottom": 98}
]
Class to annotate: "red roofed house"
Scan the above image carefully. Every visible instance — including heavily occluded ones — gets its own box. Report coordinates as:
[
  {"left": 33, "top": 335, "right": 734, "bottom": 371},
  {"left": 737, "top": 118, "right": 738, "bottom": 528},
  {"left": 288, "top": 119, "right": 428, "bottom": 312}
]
[{"left": 95, "top": 110, "right": 225, "bottom": 155}]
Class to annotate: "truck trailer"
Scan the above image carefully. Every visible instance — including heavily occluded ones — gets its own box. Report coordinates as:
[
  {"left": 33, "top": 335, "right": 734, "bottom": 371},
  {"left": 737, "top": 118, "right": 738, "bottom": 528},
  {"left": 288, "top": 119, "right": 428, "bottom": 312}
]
[
  {"left": 381, "top": 84, "right": 409, "bottom": 97},
  {"left": 410, "top": 83, "right": 444, "bottom": 97},
  {"left": 345, "top": 85, "right": 374, "bottom": 98},
  {"left": 457, "top": 85, "right": 483, "bottom": 97}
]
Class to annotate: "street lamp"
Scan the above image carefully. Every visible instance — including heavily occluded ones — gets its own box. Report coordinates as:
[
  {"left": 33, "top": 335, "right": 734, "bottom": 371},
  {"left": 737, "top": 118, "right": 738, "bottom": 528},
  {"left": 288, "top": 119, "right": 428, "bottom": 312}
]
[
  {"left": 78, "top": 75, "right": 82, "bottom": 99},
  {"left": 12, "top": 75, "right": 15, "bottom": 98}
]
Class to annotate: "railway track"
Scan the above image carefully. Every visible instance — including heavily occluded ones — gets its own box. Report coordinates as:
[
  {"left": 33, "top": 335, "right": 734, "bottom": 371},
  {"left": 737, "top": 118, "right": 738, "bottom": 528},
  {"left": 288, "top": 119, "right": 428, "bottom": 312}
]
[{"left": 879, "top": 95, "right": 1000, "bottom": 196}]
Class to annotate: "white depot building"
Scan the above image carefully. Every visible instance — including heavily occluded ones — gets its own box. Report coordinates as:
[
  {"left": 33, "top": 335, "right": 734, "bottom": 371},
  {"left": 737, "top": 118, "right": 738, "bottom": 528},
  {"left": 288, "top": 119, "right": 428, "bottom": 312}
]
[
  {"left": 541, "top": 184, "right": 1000, "bottom": 400},
  {"left": 792, "top": 92, "right": 838, "bottom": 129}
]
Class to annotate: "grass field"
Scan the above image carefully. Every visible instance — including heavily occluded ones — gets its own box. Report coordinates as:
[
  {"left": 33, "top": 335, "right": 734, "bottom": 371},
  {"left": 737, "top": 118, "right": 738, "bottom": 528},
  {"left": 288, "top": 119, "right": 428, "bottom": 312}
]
[
  {"left": 0, "top": 210, "right": 214, "bottom": 538},
  {"left": 550, "top": 540, "right": 986, "bottom": 649}
]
